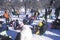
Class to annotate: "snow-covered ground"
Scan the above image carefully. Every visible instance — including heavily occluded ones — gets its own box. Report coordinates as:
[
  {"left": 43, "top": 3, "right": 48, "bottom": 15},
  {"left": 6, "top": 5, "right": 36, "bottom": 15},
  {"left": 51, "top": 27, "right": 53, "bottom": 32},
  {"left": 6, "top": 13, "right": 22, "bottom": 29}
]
[
  {"left": 0, "top": 29, "right": 60, "bottom": 40},
  {"left": 32, "top": 30, "right": 60, "bottom": 40},
  {"left": 0, "top": 9, "right": 60, "bottom": 40}
]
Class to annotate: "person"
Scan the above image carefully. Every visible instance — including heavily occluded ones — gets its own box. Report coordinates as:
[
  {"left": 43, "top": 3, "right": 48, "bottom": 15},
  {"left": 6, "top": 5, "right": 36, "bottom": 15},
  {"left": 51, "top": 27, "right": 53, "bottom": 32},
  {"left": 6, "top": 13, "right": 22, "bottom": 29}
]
[
  {"left": 55, "top": 6, "right": 60, "bottom": 19},
  {"left": 0, "top": 21, "right": 2, "bottom": 28},
  {"left": 45, "top": 8, "right": 47, "bottom": 20},
  {"left": 3, "top": 11, "right": 10, "bottom": 24},
  {"left": 12, "top": 8, "right": 16, "bottom": 15},
  {"left": 13, "top": 20, "right": 20, "bottom": 30},
  {"left": 15, "top": 20, "right": 20, "bottom": 28},
  {"left": 50, "top": 0, "right": 55, "bottom": 6},
  {"left": 37, "top": 21, "right": 44, "bottom": 35},
  {"left": 10, "top": 20, "right": 13, "bottom": 27},
  {"left": 24, "top": 15, "right": 29, "bottom": 24},
  {"left": 16, "top": 10, "right": 20, "bottom": 18},
  {"left": 31, "top": 9, "right": 35, "bottom": 13},
  {"left": 25, "top": 15, "right": 29, "bottom": 19},
  {"left": 47, "top": 7, "right": 52, "bottom": 19},
  {"left": 12, "top": 20, "right": 16, "bottom": 30},
  {"left": 34, "top": 11, "right": 39, "bottom": 20},
  {"left": 20, "top": 20, "right": 32, "bottom": 40}
]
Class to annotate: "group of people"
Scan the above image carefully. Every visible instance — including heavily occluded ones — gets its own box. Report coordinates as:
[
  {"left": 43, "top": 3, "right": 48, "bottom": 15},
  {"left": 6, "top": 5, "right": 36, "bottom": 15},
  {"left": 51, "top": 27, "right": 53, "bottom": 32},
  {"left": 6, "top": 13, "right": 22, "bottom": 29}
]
[
  {"left": 12, "top": 8, "right": 20, "bottom": 17},
  {"left": 2, "top": 8, "right": 54, "bottom": 40},
  {"left": 10, "top": 20, "right": 20, "bottom": 29},
  {"left": 9, "top": 18, "right": 33, "bottom": 40},
  {"left": 3, "top": 8, "right": 20, "bottom": 24}
]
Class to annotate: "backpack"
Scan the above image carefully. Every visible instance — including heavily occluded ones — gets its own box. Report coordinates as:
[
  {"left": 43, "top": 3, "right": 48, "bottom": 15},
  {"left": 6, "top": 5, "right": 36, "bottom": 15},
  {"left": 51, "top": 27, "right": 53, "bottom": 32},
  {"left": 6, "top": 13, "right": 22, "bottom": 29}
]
[{"left": 38, "top": 22, "right": 43, "bottom": 27}]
